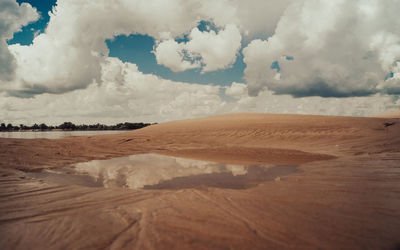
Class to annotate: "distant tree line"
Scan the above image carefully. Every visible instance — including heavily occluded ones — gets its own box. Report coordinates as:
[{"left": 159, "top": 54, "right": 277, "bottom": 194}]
[{"left": 0, "top": 122, "right": 153, "bottom": 132}]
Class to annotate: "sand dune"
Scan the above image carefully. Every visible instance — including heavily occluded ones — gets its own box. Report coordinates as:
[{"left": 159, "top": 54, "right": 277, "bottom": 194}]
[
  {"left": 0, "top": 113, "right": 400, "bottom": 249},
  {"left": 375, "top": 110, "right": 400, "bottom": 118}
]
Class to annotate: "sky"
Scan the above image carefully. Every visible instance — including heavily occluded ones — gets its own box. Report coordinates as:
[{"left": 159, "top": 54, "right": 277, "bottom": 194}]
[{"left": 0, "top": 0, "right": 400, "bottom": 125}]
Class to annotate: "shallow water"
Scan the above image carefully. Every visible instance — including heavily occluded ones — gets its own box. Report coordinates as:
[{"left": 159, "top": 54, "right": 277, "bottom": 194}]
[
  {"left": 26, "top": 154, "right": 299, "bottom": 190},
  {"left": 0, "top": 130, "right": 126, "bottom": 139}
]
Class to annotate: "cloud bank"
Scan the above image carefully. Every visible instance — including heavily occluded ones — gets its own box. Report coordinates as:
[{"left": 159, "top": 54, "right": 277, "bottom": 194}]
[
  {"left": 1, "top": 0, "right": 400, "bottom": 124},
  {"left": 243, "top": 0, "right": 400, "bottom": 97},
  {"left": 5, "top": 0, "right": 243, "bottom": 95},
  {"left": 3, "top": 0, "right": 292, "bottom": 96}
]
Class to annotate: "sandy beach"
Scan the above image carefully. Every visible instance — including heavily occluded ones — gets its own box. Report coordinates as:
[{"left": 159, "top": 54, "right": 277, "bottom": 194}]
[{"left": 1, "top": 113, "right": 400, "bottom": 249}]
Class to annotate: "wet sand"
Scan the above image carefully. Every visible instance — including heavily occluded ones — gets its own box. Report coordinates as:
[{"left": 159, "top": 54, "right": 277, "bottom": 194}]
[{"left": 1, "top": 113, "right": 400, "bottom": 249}]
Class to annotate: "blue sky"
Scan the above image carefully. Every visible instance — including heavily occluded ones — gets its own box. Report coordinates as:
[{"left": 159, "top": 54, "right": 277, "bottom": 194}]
[
  {"left": 106, "top": 34, "right": 246, "bottom": 86},
  {"left": 9, "top": 0, "right": 56, "bottom": 45},
  {"left": 9, "top": 0, "right": 245, "bottom": 86}
]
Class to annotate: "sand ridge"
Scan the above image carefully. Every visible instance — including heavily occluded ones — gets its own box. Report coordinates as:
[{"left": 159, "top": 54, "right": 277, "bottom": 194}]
[{"left": 375, "top": 110, "right": 400, "bottom": 118}]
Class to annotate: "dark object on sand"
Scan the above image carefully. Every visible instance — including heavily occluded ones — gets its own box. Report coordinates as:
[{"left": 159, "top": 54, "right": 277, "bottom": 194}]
[{"left": 383, "top": 122, "right": 396, "bottom": 127}]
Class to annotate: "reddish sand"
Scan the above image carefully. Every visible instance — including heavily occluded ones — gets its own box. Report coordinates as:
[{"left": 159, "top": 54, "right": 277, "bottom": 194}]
[{"left": 0, "top": 113, "right": 400, "bottom": 249}]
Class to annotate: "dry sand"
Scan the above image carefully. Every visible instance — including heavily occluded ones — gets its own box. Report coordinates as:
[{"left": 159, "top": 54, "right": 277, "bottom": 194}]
[
  {"left": 375, "top": 110, "right": 400, "bottom": 118},
  {"left": 0, "top": 113, "right": 400, "bottom": 249}
]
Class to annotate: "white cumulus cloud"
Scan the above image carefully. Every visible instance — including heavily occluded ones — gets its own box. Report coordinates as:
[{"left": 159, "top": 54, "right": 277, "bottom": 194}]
[
  {"left": 0, "top": 0, "right": 38, "bottom": 82},
  {"left": 0, "top": 57, "right": 227, "bottom": 124},
  {"left": 154, "top": 24, "right": 241, "bottom": 73},
  {"left": 6, "top": 0, "right": 242, "bottom": 95},
  {"left": 243, "top": 0, "right": 400, "bottom": 97}
]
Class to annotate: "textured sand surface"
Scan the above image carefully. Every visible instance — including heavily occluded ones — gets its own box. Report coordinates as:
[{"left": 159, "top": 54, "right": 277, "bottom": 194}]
[{"left": 1, "top": 113, "right": 400, "bottom": 249}]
